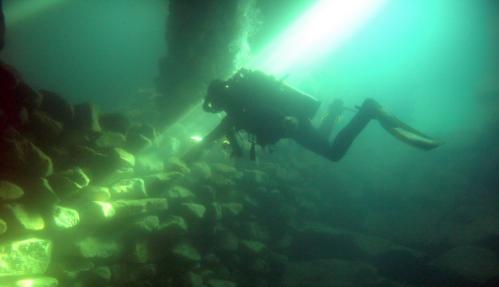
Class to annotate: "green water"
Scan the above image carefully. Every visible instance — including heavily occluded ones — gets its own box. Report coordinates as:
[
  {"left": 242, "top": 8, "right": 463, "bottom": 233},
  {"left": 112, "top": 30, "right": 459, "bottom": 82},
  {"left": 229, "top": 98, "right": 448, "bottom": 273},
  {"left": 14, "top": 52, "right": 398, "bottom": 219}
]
[{"left": 1, "top": 0, "right": 498, "bottom": 286}]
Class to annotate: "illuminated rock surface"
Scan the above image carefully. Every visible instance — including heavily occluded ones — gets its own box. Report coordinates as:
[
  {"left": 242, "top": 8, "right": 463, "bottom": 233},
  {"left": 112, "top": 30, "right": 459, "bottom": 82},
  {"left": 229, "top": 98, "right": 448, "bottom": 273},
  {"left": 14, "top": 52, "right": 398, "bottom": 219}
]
[
  {"left": 110, "top": 178, "right": 147, "bottom": 199},
  {"left": 0, "top": 239, "right": 52, "bottom": 277},
  {"left": 77, "top": 237, "right": 121, "bottom": 259},
  {"left": 172, "top": 242, "right": 201, "bottom": 264},
  {"left": 15, "top": 277, "right": 59, "bottom": 287},
  {"left": 0, "top": 181, "right": 24, "bottom": 201},
  {"left": 52, "top": 206, "right": 80, "bottom": 229},
  {"left": 7, "top": 204, "right": 45, "bottom": 231}
]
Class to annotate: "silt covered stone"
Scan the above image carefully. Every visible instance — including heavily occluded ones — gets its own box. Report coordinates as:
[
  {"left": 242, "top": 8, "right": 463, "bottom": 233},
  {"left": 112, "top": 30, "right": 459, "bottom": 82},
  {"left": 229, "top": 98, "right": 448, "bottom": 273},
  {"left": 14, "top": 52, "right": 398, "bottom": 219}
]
[
  {"left": 207, "top": 279, "right": 238, "bottom": 287},
  {"left": 112, "top": 198, "right": 168, "bottom": 218},
  {"left": 99, "top": 112, "right": 130, "bottom": 134},
  {"left": 72, "top": 102, "right": 101, "bottom": 132},
  {"left": 180, "top": 203, "right": 206, "bottom": 220},
  {"left": 0, "top": 219, "right": 7, "bottom": 234},
  {"left": 172, "top": 242, "right": 201, "bottom": 264},
  {"left": 240, "top": 240, "right": 266, "bottom": 256},
  {"left": 48, "top": 167, "right": 90, "bottom": 199},
  {"left": 158, "top": 215, "right": 188, "bottom": 235},
  {"left": 131, "top": 215, "right": 160, "bottom": 233},
  {"left": 95, "top": 131, "right": 127, "bottom": 148},
  {"left": 77, "top": 237, "right": 121, "bottom": 259},
  {"left": 221, "top": 203, "right": 243, "bottom": 218},
  {"left": 7, "top": 204, "right": 45, "bottom": 231},
  {"left": 15, "top": 277, "right": 59, "bottom": 287},
  {"left": 110, "top": 178, "right": 147, "bottom": 199},
  {"left": 80, "top": 185, "right": 111, "bottom": 202},
  {"left": 52, "top": 205, "right": 80, "bottom": 229},
  {"left": 166, "top": 185, "right": 195, "bottom": 204},
  {"left": 0, "top": 180, "right": 24, "bottom": 201},
  {"left": 39, "top": 89, "right": 75, "bottom": 124},
  {"left": 78, "top": 201, "right": 116, "bottom": 224},
  {"left": 27, "top": 110, "right": 64, "bottom": 141},
  {"left": 0, "top": 238, "right": 52, "bottom": 277},
  {"left": 20, "top": 178, "right": 60, "bottom": 208},
  {"left": 0, "top": 130, "right": 53, "bottom": 177},
  {"left": 112, "top": 147, "right": 135, "bottom": 168}
]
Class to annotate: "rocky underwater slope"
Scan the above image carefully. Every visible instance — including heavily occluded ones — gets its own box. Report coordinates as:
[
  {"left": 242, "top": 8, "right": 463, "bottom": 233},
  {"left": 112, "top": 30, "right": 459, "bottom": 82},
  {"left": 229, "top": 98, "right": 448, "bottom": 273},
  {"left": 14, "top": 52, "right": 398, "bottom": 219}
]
[{"left": 1, "top": 87, "right": 499, "bottom": 287}]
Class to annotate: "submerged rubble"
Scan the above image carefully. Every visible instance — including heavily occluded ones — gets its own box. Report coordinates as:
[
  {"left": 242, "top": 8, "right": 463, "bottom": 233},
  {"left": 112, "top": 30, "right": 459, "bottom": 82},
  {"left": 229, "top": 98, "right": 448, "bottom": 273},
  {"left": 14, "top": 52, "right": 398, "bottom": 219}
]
[{"left": 1, "top": 88, "right": 499, "bottom": 287}]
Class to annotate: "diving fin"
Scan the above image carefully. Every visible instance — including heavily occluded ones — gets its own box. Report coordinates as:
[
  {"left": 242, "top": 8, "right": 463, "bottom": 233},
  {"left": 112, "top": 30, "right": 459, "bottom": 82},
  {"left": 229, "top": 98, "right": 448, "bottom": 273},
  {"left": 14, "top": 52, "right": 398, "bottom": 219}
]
[{"left": 374, "top": 105, "right": 441, "bottom": 150}]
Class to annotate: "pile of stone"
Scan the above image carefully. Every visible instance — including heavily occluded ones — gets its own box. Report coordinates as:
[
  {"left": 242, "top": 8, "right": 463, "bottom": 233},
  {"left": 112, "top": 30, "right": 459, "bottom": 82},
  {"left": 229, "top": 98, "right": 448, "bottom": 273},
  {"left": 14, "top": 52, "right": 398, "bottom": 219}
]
[
  {"left": 2, "top": 85, "right": 499, "bottom": 287},
  {"left": 0, "top": 88, "right": 161, "bottom": 286},
  {"left": 0, "top": 87, "right": 284, "bottom": 287}
]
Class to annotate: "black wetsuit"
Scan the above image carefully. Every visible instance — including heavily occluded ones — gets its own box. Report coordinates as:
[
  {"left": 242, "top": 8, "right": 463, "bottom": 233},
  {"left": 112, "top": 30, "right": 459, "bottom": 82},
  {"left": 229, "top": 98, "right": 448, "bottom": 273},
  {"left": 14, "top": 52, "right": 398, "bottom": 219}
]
[{"left": 194, "top": 69, "right": 376, "bottom": 162}]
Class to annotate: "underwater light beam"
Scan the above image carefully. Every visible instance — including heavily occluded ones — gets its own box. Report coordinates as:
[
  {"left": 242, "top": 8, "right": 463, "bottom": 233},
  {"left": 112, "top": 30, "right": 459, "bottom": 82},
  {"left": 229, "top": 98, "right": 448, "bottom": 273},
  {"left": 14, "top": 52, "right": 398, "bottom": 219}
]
[
  {"left": 251, "top": 0, "right": 387, "bottom": 76},
  {"left": 4, "top": 0, "right": 68, "bottom": 26}
]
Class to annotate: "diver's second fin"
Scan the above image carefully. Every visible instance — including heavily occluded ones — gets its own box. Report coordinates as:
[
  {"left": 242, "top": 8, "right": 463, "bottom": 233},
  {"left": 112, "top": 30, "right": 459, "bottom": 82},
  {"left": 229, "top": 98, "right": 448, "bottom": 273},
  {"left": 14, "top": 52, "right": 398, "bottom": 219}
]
[{"left": 373, "top": 105, "right": 441, "bottom": 150}]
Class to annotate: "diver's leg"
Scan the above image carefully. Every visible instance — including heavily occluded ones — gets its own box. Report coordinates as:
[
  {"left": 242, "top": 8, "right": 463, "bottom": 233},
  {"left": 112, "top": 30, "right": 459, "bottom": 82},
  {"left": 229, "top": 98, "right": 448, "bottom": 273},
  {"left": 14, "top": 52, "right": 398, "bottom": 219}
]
[
  {"left": 292, "top": 99, "right": 440, "bottom": 162},
  {"left": 328, "top": 99, "right": 376, "bottom": 161},
  {"left": 318, "top": 99, "right": 344, "bottom": 139},
  {"left": 331, "top": 98, "right": 441, "bottom": 159},
  {"left": 290, "top": 119, "right": 339, "bottom": 161}
]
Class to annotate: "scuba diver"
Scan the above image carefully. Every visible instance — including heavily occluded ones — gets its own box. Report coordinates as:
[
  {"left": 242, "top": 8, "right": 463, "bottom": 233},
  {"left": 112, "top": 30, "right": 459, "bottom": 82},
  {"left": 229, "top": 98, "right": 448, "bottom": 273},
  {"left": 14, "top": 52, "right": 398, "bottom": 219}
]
[{"left": 184, "top": 69, "right": 440, "bottom": 162}]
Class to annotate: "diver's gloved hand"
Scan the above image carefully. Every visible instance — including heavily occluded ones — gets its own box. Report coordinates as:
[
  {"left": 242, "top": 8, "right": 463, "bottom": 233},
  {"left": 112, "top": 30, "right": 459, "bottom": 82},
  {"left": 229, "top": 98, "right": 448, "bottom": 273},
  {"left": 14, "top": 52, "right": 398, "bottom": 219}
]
[{"left": 363, "top": 98, "right": 442, "bottom": 150}]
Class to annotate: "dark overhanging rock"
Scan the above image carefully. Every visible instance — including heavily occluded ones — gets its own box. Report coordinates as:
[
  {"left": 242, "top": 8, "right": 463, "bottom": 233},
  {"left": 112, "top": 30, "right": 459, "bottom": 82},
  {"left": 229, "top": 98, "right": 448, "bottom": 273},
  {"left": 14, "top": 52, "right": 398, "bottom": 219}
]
[{"left": 155, "top": 0, "right": 246, "bottom": 128}]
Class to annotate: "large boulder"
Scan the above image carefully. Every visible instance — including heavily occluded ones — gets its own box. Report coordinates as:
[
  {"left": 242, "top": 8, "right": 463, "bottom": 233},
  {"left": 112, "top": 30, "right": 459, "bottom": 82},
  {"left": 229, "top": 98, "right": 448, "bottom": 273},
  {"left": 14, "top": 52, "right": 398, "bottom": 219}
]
[
  {"left": 126, "top": 131, "right": 153, "bottom": 152},
  {"left": 206, "top": 279, "right": 237, "bottom": 287},
  {"left": 180, "top": 203, "right": 206, "bottom": 221},
  {"left": 166, "top": 185, "right": 195, "bottom": 204},
  {"left": 112, "top": 147, "right": 135, "bottom": 168},
  {"left": 112, "top": 198, "right": 169, "bottom": 218},
  {"left": 39, "top": 89, "right": 74, "bottom": 124},
  {"left": 78, "top": 201, "right": 116, "bottom": 224},
  {"left": 13, "top": 277, "right": 59, "bottom": 287},
  {"left": 6, "top": 204, "right": 45, "bottom": 231},
  {"left": 95, "top": 131, "right": 127, "bottom": 148},
  {"left": 20, "top": 178, "right": 60, "bottom": 208},
  {"left": 72, "top": 102, "right": 101, "bottom": 132},
  {"left": 220, "top": 203, "right": 243, "bottom": 218},
  {"left": 191, "top": 162, "right": 212, "bottom": 180},
  {"left": 48, "top": 167, "right": 90, "bottom": 199},
  {"left": 27, "top": 110, "right": 64, "bottom": 141},
  {"left": 76, "top": 237, "right": 122, "bottom": 259},
  {"left": 130, "top": 215, "right": 160, "bottom": 234},
  {"left": 0, "top": 180, "right": 24, "bottom": 201},
  {"left": 158, "top": 215, "right": 188, "bottom": 236},
  {"left": 431, "top": 245, "right": 499, "bottom": 284},
  {"left": 0, "top": 218, "right": 7, "bottom": 234},
  {"left": 125, "top": 123, "right": 155, "bottom": 153},
  {"left": 283, "top": 259, "right": 381, "bottom": 287},
  {"left": 52, "top": 205, "right": 80, "bottom": 229},
  {"left": 0, "top": 129, "right": 53, "bottom": 177},
  {"left": 172, "top": 242, "right": 201, "bottom": 264},
  {"left": 240, "top": 240, "right": 266, "bottom": 256},
  {"left": 0, "top": 238, "right": 52, "bottom": 277},
  {"left": 132, "top": 241, "right": 150, "bottom": 264},
  {"left": 289, "top": 223, "right": 417, "bottom": 261},
  {"left": 180, "top": 271, "right": 206, "bottom": 287},
  {"left": 144, "top": 172, "right": 183, "bottom": 196},
  {"left": 80, "top": 185, "right": 111, "bottom": 202},
  {"left": 215, "top": 229, "right": 239, "bottom": 252},
  {"left": 99, "top": 112, "right": 130, "bottom": 134},
  {"left": 110, "top": 178, "right": 147, "bottom": 199}
]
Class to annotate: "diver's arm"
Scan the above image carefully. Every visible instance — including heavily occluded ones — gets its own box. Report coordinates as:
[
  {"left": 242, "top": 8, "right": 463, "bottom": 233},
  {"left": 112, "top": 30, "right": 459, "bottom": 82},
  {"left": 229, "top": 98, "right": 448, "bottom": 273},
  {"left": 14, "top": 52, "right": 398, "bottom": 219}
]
[
  {"left": 182, "top": 116, "right": 233, "bottom": 163},
  {"left": 226, "top": 127, "right": 243, "bottom": 158}
]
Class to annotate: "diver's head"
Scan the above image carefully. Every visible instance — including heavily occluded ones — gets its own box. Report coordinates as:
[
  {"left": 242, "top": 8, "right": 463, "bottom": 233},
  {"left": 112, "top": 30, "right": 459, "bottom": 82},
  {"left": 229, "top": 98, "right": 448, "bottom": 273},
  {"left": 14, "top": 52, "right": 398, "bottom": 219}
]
[
  {"left": 203, "top": 79, "right": 229, "bottom": 113},
  {"left": 0, "top": 0, "right": 5, "bottom": 50}
]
